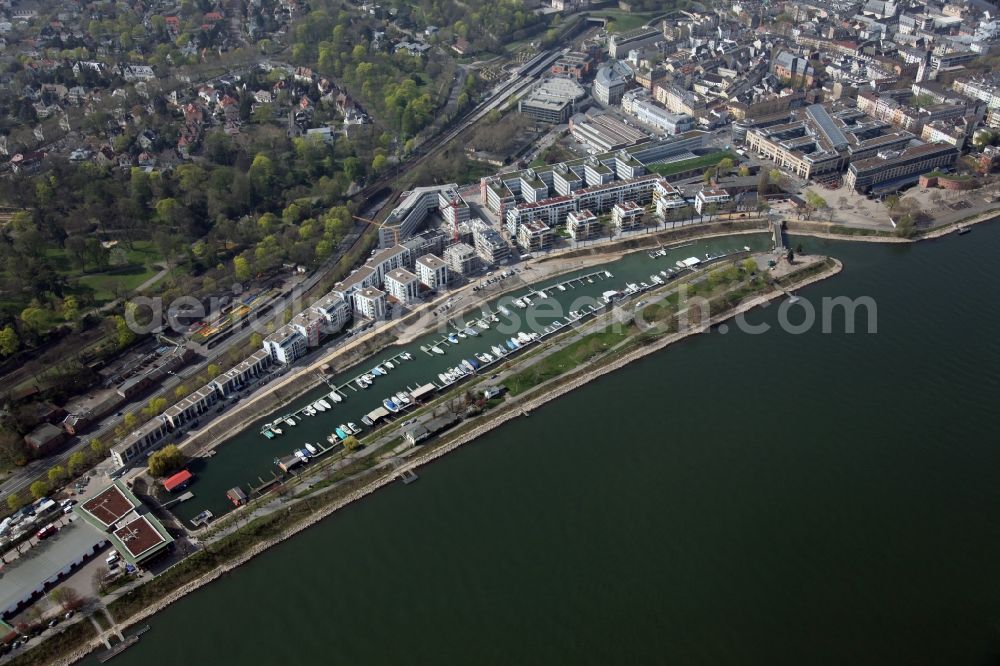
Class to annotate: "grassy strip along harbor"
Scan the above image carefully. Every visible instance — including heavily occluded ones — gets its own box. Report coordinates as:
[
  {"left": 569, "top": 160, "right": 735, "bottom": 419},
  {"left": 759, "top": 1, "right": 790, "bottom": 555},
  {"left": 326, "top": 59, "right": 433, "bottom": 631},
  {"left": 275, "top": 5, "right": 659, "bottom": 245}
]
[{"left": 12, "top": 248, "right": 841, "bottom": 666}]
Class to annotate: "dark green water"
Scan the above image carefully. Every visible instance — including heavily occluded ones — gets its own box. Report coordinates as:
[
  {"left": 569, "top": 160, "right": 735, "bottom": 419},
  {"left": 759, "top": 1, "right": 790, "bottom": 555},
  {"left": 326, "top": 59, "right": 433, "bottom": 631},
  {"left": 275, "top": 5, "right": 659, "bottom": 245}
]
[
  {"left": 174, "top": 233, "right": 772, "bottom": 523},
  {"left": 104, "top": 226, "right": 1000, "bottom": 665}
]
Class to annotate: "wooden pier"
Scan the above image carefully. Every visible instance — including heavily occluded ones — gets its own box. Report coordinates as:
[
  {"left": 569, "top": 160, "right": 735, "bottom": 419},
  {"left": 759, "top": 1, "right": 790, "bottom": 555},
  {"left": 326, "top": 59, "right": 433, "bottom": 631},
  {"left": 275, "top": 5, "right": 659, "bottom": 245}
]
[{"left": 97, "top": 626, "right": 149, "bottom": 663}]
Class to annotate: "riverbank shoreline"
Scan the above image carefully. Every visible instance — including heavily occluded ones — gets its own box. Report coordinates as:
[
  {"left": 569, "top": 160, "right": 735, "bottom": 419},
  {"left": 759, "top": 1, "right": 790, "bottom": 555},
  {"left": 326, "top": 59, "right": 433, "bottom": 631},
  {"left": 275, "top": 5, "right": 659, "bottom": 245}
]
[
  {"left": 47, "top": 254, "right": 841, "bottom": 666},
  {"left": 786, "top": 209, "right": 1000, "bottom": 244},
  {"left": 174, "top": 224, "right": 773, "bottom": 462}
]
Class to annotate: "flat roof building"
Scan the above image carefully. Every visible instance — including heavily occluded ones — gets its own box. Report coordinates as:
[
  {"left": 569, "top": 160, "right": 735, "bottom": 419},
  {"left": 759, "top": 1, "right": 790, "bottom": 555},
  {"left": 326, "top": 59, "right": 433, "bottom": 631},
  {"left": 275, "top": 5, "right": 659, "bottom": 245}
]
[
  {"left": 519, "top": 78, "right": 586, "bottom": 124},
  {"left": 75, "top": 480, "right": 173, "bottom": 568},
  {"left": 415, "top": 253, "right": 449, "bottom": 291},
  {"left": 471, "top": 219, "right": 510, "bottom": 265},
  {"left": 570, "top": 113, "right": 649, "bottom": 152},
  {"left": 264, "top": 323, "right": 307, "bottom": 365},
  {"left": 611, "top": 201, "right": 645, "bottom": 231},
  {"left": 354, "top": 287, "right": 387, "bottom": 320},
  {"left": 443, "top": 242, "right": 479, "bottom": 275},
  {"left": 385, "top": 267, "right": 420, "bottom": 304},
  {"left": 567, "top": 209, "right": 601, "bottom": 240},
  {"left": 516, "top": 220, "right": 553, "bottom": 253},
  {"left": 845, "top": 142, "right": 958, "bottom": 194}
]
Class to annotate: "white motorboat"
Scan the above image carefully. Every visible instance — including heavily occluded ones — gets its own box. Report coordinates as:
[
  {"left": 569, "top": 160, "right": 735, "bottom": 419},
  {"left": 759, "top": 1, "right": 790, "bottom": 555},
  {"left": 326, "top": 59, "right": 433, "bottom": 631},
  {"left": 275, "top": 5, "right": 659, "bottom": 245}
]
[
  {"left": 557, "top": 284, "right": 566, "bottom": 291},
  {"left": 356, "top": 377, "right": 369, "bottom": 389},
  {"left": 385, "top": 360, "right": 395, "bottom": 369},
  {"left": 517, "top": 332, "right": 532, "bottom": 343},
  {"left": 319, "top": 399, "right": 332, "bottom": 410},
  {"left": 272, "top": 427, "right": 283, "bottom": 435},
  {"left": 328, "top": 391, "right": 342, "bottom": 403},
  {"left": 395, "top": 392, "right": 411, "bottom": 405},
  {"left": 364, "top": 373, "right": 376, "bottom": 382},
  {"left": 304, "top": 407, "right": 316, "bottom": 416},
  {"left": 305, "top": 443, "right": 319, "bottom": 455},
  {"left": 313, "top": 401, "right": 326, "bottom": 412},
  {"left": 439, "top": 373, "right": 451, "bottom": 384},
  {"left": 499, "top": 305, "right": 511, "bottom": 316},
  {"left": 284, "top": 417, "right": 296, "bottom": 427},
  {"left": 431, "top": 346, "right": 445, "bottom": 354},
  {"left": 348, "top": 422, "right": 360, "bottom": 434}
]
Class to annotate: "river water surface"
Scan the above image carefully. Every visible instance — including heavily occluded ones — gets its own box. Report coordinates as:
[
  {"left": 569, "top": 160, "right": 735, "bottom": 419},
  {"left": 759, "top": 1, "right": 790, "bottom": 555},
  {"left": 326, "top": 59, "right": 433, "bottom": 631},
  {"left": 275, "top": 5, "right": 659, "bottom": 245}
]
[{"left": 102, "top": 226, "right": 1000, "bottom": 665}]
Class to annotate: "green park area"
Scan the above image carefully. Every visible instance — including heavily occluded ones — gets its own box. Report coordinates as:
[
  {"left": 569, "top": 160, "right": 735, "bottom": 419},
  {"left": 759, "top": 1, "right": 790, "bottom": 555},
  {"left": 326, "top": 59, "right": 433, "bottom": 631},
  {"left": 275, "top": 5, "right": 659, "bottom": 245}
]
[{"left": 648, "top": 151, "right": 740, "bottom": 178}]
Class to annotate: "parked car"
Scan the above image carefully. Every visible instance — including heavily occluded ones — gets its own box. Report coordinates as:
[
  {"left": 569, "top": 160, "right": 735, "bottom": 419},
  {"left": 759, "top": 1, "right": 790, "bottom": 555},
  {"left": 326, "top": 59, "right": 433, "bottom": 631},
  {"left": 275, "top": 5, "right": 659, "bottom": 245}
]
[{"left": 35, "top": 524, "right": 57, "bottom": 540}]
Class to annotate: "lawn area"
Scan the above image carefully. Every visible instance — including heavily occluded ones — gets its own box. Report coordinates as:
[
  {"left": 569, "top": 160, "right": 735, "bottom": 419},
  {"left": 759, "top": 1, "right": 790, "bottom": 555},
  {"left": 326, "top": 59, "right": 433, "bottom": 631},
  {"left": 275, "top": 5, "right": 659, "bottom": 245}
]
[
  {"left": 47, "top": 240, "right": 166, "bottom": 305},
  {"left": 507, "top": 327, "right": 630, "bottom": 396},
  {"left": 647, "top": 151, "right": 739, "bottom": 178},
  {"left": 76, "top": 264, "right": 161, "bottom": 304},
  {"left": 598, "top": 11, "right": 660, "bottom": 32}
]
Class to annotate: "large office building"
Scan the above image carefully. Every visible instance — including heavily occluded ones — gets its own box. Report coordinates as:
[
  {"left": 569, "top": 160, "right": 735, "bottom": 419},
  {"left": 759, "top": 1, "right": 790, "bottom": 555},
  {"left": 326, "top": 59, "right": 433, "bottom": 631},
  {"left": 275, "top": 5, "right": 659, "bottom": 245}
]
[
  {"left": 518, "top": 78, "right": 586, "bottom": 124},
  {"left": 593, "top": 62, "right": 632, "bottom": 105},
  {"left": 570, "top": 113, "right": 649, "bottom": 152},
  {"left": 608, "top": 27, "right": 661, "bottom": 58},
  {"left": 377, "top": 184, "right": 465, "bottom": 248},
  {"left": 745, "top": 104, "right": 914, "bottom": 180},
  {"left": 844, "top": 142, "right": 958, "bottom": 194},
  {"left": 622, "top": 90, "right": 694, "bottom": 135}
]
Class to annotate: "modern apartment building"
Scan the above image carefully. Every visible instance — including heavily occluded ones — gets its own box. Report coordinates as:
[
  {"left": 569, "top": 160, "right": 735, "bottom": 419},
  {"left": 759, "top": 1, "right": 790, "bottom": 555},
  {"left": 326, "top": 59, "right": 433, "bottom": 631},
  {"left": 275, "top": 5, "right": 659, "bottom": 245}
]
[
  {"left": 443, "top": 242, "right": 480, "bottom": 275},
  {"left": 611, "top": 201, "right": 644, "bottom": 231},
  {"left": 415, "top": 254, "right": 449, "bottom": 290},
  {"left": 384, "top": 268, "right": 420, "bottom": 304},
  {"left": 264, "top": 324, "right": 308, "bottom": 365},
  {"left": 353, "top": 287, "right": 387, "bottom": 319},
  {"left": 516, "top": 220, "right": 554, "bottom": 252},
  {"left": 566, "top": 209, "right": 601, "bottom": 240}
]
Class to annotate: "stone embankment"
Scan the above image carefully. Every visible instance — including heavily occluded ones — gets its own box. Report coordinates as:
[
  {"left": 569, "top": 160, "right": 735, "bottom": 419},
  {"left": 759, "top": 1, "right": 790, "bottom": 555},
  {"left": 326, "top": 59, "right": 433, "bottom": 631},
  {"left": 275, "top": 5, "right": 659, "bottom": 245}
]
[{"left": 54, "top": 256, "right": 842, "bottom": 666}]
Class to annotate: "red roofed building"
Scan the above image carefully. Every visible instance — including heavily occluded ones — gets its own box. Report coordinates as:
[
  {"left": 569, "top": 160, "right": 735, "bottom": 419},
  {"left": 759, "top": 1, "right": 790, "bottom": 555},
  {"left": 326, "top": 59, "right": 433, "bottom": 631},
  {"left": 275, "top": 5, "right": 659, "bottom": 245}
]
[{"left": 163, "top": 469, "right": 193, "bottom": 492}]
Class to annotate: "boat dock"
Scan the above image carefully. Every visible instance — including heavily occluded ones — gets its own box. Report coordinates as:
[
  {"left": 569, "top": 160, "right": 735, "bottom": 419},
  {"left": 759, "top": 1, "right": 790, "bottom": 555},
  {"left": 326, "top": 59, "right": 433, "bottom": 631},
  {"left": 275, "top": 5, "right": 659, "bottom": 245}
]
[
  {"left": 161, "top": 491, "right": 194, "bottom": 509},
  {"left": 398, "top": 469, "right": 418, "bottom": 485},
  {"left": 97, "top": 625, "right": 149, "bottom": 663}
]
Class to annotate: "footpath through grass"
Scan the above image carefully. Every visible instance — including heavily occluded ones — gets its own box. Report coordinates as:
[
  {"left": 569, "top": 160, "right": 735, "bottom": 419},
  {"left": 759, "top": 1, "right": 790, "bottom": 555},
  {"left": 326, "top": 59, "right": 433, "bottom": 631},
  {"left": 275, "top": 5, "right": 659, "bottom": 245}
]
[{"left": 507, "top": 327, "right": 630, "bottom": 396}]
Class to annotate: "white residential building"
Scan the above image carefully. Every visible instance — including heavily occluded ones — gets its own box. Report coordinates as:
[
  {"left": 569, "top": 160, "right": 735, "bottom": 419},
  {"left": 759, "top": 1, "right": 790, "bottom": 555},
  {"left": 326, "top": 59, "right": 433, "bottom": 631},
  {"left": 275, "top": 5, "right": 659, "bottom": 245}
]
[
  {"left": 566, "top": 209, "right": 601, "bottom": 240},
  {"left": 694, "top": 188, "right": 731, "bottom": 214},
  {"left": 263, "top": 324, "right": 307, "bottom": 365},
  {"left": 443, "top": 242, "right": 479, "bottom": 275},
  {"left": 611, "top": 201, "right": 644, "bottom": 232},
  {"left": 415, "top": 254, "right": 449, "bottom": 290},
  {"left": 384, "top": 268, "right": 420, "bottom": 304},
  {"left": 354, "top": 287, "right": 387, "bottom": 319}
]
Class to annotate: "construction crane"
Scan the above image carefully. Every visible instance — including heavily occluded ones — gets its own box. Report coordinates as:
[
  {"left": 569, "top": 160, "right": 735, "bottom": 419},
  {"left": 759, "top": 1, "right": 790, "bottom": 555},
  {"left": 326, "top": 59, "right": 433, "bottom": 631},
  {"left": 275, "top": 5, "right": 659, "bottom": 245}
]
[
  {"left": 449, "top": 198, "right": 462, "bottom": 242},
  {"left": 353, "top": 215, "right": 399, "bottom": 246}
]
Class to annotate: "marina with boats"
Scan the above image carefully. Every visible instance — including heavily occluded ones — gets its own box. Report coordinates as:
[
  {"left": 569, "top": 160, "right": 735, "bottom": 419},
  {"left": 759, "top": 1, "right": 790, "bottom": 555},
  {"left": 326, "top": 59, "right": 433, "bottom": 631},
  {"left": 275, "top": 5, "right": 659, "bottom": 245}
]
[{"left": 168, "top": 234, "right": 772, "bottom": 525}]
